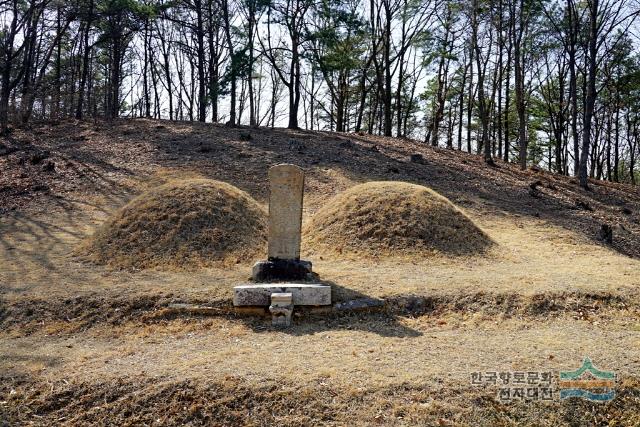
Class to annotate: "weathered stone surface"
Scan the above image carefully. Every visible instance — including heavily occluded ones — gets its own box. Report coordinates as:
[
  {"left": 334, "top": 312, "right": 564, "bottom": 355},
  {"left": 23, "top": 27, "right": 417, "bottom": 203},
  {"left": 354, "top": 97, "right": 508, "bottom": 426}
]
[
  {"left": 252, "top": 259, "right": 312, "bottom": 281},
  {"left": 267, "top": 164, "right": 304, "bottom": 260},
  {"left": 334, "top": 298, "right": 385, "bottom": 312},
  {"left": 233, "top": 283, "right": 331, "bottom": 306},
  {"left": 251, "top": 164, "right": 312, "bottom": 282},
  {"left": 269, "top": 292, "right": 293, "bottom": 327}
]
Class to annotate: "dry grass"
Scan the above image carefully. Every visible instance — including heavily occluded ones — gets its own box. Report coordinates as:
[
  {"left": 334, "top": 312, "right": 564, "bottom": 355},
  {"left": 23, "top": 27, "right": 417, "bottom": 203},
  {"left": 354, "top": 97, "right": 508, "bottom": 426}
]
[
  {"left": 76, "top": 178, "right": 267, "bottom": 270},
  {"left": 303, "top": 181, "right": 494, "bottom": 258},
  {"left": 3, "top": 120, "right": 640, "bottom": 425},
  {"left": 3, "top": 375, "right": 640, "bottom": 426},
  {"left": 3, "top": 313, "right": 640, "bottom": 426}
]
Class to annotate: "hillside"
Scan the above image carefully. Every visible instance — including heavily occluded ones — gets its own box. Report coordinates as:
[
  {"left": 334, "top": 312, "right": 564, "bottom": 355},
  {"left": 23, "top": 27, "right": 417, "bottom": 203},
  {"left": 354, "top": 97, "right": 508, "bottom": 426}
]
[
  {"left": 1, "top": 119, "right": 640, "bottom": 426},
  {"left": 1, "top": 118, "right": 638, "bottom": 257}
]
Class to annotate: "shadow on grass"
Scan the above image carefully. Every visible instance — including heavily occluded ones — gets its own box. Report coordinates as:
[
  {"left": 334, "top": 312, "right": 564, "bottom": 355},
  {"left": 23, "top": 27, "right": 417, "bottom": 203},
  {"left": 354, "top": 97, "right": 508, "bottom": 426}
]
[
  {"left": 0, "top": 143, "right": 136, "bottom": 291},
  {"left": 237, "top": 277, "right": 423, "bottom": 338}
]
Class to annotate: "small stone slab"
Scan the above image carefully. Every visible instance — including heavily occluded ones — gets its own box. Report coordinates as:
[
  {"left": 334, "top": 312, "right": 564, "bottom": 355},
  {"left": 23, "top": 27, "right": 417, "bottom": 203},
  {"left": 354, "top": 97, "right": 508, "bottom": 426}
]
[
  {"left": 334, "top": 298, "right": 385, "bottom": 312},
  {"left": 270, "top": 292, "right": 293, "bottom": 327},
  {"left": 233, "top": 283, "right": 331, "bottom": 306}
]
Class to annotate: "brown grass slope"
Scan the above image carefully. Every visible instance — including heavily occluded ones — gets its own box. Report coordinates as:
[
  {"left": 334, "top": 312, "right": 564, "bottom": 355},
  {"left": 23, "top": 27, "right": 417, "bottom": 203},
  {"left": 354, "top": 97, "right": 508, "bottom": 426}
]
[
  {"left": 1, "top": 118, "right": 639, "bottom": 258},
  {"left": 77, "top": 179, "right": 266, "bottom": 269},
  {"left": 304, "top": 181, "right": 493, "bottom": 258}
]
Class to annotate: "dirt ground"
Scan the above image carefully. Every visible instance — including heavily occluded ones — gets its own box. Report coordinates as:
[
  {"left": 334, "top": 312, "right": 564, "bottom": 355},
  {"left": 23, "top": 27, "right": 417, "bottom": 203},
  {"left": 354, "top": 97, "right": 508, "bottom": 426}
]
[{"left": 1, "top": 119, "right": 640, "bottom": 426}]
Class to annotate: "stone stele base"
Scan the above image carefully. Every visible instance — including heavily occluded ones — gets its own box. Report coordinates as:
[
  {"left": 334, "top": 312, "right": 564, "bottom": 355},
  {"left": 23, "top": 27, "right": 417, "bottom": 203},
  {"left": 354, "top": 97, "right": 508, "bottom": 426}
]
[
  {"left": 269, "top": 292, "right": 293, "bottom": 327},
  {"left": 252, "top": 258, "right": 312, "bottom": 282},
  {"left": 233, "top": 283, "right": 331, "bottom": 307}
]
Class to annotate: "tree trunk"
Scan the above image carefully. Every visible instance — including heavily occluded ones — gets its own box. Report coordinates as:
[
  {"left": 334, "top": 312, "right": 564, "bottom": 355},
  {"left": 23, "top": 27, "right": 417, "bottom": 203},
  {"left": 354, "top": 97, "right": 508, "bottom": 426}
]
[
  {"left": 513, "top": 0, "right": 527, "bottom": 169},
  {"left": 76, "top": 0, "right": 94, "bottom": 119},
  {"left": 457, "top": 62, "right": 467, "bottom": 151},
  {"left": 222, "top": 0, "right": 236, "bottom": 125},
  {"left": 383, "top": 4, "right": 392, "bottom": 136},
  {"left": 248, "top": 1, "right": 256, "bottom": 126},
  {"left": 567, "top": 0, "right": 580, "bottom": 176},
  {"left": 472, "top": 0, "right": 493, "bottom": 165},
  {"left": 578, "top": 0, "right": 598, "bottom": 189},
  {"left": 466, "top": 36, "right": 474, "bottom": 153},
  {"left": 288, "top": 27, "right": 300, "bottom": 129}
]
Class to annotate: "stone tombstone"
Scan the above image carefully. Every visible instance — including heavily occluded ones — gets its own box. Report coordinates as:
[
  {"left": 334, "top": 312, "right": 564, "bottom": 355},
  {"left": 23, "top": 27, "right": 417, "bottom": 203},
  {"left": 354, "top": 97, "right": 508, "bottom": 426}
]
[
  {"left": 267, "top": 164, "right": 304, "bottom": 260},
  {"left": 251, "top": 163, "right": 311, "bottom": 281}
]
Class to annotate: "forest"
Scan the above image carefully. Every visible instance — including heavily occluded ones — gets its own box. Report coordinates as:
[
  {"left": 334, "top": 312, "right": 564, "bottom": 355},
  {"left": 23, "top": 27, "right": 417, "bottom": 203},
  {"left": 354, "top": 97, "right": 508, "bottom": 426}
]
[{"left": 1, "top": 0, "right": 639, "bottom": 187}]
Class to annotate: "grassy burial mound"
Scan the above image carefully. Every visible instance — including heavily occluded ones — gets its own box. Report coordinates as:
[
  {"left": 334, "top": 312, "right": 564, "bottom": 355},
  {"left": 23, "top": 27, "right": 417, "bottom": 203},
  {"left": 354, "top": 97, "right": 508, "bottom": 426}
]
[
  {"left": 303, "top": 181, "right": 494, "bottom": 258},
  {"left": 78, "top": 179, "right": 267, "bottom": 269}
]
